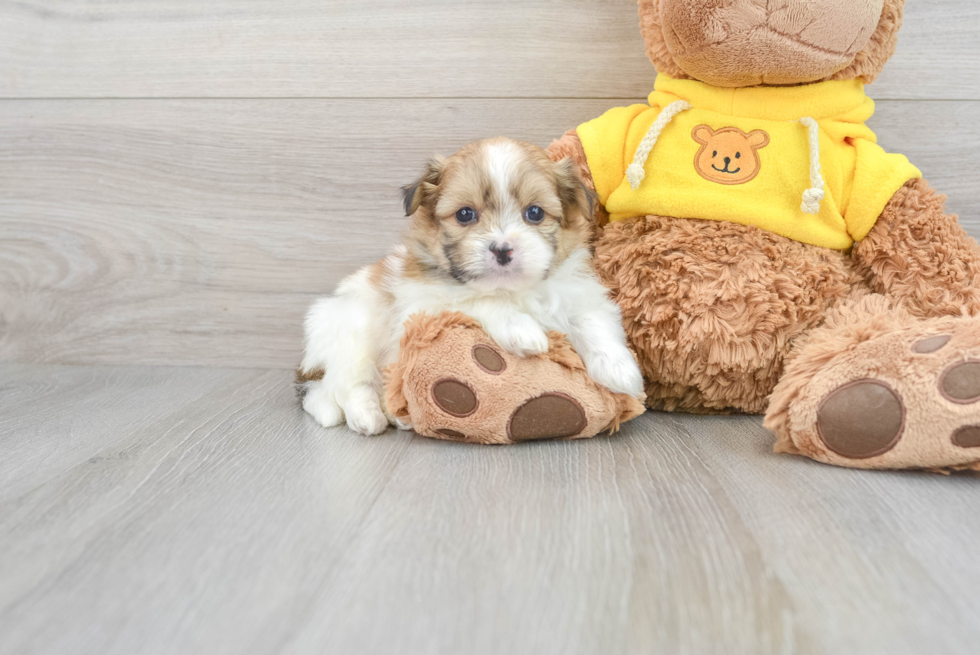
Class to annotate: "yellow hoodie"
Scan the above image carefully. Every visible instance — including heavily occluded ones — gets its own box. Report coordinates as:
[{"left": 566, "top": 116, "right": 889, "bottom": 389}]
[{"left": 577, "top": 75, "right": 921, "bottom": 250}]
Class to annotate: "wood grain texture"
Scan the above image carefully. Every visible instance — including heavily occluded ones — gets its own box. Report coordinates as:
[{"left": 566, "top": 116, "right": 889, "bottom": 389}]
[
  {"left": 2, "top": 99, "right": 978, "bottom": 369},
  {"left": 0, "top": 0, "right": 976, "bottom": 100},
  {"left": 1, "top": 363, "right": 979, "bottom": 655}
]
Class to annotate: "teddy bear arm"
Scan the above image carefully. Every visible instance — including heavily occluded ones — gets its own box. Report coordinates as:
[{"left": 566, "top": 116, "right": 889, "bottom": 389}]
[
  {"left": 546, "top": 129, "right": 611, "bottom": 229},
  {"left": 851, "top": 178, "right": 980, "bottom": 319}
]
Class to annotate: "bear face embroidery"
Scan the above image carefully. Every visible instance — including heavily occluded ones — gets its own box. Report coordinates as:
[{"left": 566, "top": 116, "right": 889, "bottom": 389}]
[{"left": 692, "top": 125, "right": 770, "bottom": 185}]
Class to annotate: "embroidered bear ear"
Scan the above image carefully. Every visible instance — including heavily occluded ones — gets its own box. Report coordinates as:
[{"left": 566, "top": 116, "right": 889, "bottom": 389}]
[
  {"left": 746, "top": 130, "right": 770, "bottom": 150},
  {"left": 692, "top": 125, "right": 715, "bottom": 145}
]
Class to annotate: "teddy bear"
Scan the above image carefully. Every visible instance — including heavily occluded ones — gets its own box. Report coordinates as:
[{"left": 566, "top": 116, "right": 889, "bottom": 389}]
[{"left": 386, "top": 0, "right": 980, "bottom": 472}]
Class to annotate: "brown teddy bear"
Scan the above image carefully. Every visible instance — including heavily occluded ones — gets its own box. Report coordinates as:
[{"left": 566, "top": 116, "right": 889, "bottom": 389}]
[{"left": 387, "top": 0, "right": 980, "bottom": 472}]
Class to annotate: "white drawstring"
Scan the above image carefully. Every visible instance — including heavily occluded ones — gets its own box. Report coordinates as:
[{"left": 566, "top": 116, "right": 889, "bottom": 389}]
[
  {"left": 626, "top": 100, "right": 692, "bottom": 190},
  {"left": 797, "top": 117, "right": 825, "bottom": 214}
]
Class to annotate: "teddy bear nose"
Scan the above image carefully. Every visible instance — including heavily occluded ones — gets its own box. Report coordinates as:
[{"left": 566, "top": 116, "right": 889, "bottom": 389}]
[{"left": 724, "top": 156, "right": 732, "bottom": 167}]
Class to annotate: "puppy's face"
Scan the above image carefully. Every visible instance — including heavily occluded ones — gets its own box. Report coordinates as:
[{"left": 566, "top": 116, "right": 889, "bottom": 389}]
[{"left": 402, "top": 138, "right": 594, "bottom": 292}]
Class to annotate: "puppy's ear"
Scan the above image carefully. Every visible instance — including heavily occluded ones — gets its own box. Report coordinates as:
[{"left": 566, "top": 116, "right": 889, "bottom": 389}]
[
  {"left": 401, "top": 155, "right": 446, "bottom": 216},
  {"left": 554, "top": 157, "right": 596, "bottom": 225}
]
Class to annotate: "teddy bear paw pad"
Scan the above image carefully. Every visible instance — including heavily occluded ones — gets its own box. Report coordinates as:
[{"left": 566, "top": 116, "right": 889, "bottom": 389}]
[
  {"left": 507, "top": 393, "right": 588, "bottom": 442},
  {"left": 816, "top": 380, "right": 905, "bottom": 459}
]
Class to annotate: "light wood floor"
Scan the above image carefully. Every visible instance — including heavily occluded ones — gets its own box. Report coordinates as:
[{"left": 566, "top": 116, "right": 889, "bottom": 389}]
[
  {"left": 2, "top": 1, "right": 980, "bottom": 653},
  {"left": 4, "top": 363, "right": 980, "bottom": 655}
]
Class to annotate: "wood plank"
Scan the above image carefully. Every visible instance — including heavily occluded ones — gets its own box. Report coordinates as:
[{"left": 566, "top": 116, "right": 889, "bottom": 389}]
[
  {"left": 0, "top": 364, "right": 414, "bottom": 655},
  {"left": 0, "top": 0, "right": 976, "bottom": 100},
  {"left": 676, "top": 413, "right": 980, "bottom": 654},
  {"left": 0, "top": 0, "right": 657, "bottom": 100},
  {"left": 298, "top": 412, "right": 980, "bottom": 655},
  {"left": 878, "top": 0, "right": 980, "bottom": 100},
  {"left": 2, "top": 98, "right": 977, "bottom": 369},
  {"left": 1, "top": 363, "right": 979, "bottom": 654},
  {"left": 0, "top": 363, "right": 257, "bottom": 503}
]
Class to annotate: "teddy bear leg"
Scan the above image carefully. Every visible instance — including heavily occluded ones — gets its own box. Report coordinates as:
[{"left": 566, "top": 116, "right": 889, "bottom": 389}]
[
  {"left": 765, "top": 296, "right": 980, "bottom": 471},
  {"left": 852, "top": 178, "right": 980, "bottom": 318},
  {"left": 385, "top": 313, "right": 644, "bottom": 445}
]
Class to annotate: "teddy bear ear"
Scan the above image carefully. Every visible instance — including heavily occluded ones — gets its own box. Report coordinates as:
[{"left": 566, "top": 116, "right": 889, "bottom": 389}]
[
  {"left": 637, "top": 0, "right": 688, "bottom": 78},
  {"left": 692, "top": 125, "right": 715, "bottom": 145}
]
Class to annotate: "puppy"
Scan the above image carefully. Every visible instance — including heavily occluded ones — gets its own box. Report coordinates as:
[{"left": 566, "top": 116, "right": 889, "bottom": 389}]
[{"left": 299, "top": 137, "right": 644, "bottom": 435}]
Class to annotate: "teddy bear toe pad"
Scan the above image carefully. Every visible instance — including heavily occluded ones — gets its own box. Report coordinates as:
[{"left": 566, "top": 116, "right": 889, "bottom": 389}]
[
  {"left": 939, "top": 360, "right": 980, "bottom": 403},
  {"left": 431, "top": 378, "right": 479, "bottom": 417},
  {"left": 912, "top": 334, "right": 951, "bottom": 354},
  {"left": 952, "top": 426, "right": 980, "bottom": 448},
  {"left": 472, "top": 344, "right": 506, "bottom": 374}
]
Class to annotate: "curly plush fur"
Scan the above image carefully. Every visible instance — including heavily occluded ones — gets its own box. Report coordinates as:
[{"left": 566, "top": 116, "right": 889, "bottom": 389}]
[
  {"left": 594, "top": 214, "right": 863, "bottom": 414},
  {"left": 853, "top": 178, "right": 980, "bottom": 318}
]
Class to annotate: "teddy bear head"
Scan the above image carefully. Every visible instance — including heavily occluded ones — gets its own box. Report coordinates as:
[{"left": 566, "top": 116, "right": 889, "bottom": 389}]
[{"left": 637, "top": 0, "right": 905, "bottom": 87}]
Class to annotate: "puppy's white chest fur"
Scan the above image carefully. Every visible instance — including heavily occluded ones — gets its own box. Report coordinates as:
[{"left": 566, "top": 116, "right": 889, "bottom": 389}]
[{"left": 389, "top": 246, "right": 589, "bottom": 334}]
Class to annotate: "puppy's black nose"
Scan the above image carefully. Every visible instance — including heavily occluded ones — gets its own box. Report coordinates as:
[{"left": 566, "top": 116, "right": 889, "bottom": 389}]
[
  {"left": 724, "top": 156, "right": 731, "bottom": 167},
  {"left": 490, "top": 242, "right": 513, "bottom": 266}
]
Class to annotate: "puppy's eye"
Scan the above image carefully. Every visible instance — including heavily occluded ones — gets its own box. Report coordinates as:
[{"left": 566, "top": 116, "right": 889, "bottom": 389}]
[
  {"left": 524, "top": 205, "right": 546, "bottom": 224},
  {"left": 712, "top": 150, "right": 717, "bottom": 158},
  {"left": 455, "top": 207, "right": 478, "bottom": 225},
  {"left": 735, "top": 152, "right": 741, "bottom": 159}
]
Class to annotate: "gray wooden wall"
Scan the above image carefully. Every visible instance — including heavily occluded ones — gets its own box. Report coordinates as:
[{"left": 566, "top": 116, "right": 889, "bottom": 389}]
[{"left": 2, "top": 0, "right": 978, "bottom": 369}]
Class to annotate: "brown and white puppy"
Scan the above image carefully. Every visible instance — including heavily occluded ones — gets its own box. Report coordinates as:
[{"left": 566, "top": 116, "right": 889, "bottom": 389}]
[{"left": 299, "top": 137, "right": 643, "bottom": 435}]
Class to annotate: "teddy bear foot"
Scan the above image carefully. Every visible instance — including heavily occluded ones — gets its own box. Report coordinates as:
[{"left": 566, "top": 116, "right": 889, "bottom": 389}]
[
  {"left": 766, "top": 298, "right": 980, "bottom": 472},
  {"left": 384, "top": 312, "right": 645, "bottom": 445}
]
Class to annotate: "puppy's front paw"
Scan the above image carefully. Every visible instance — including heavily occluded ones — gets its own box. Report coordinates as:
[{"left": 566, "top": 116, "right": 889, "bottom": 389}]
[
  {"left": 303, "top": 384, "right": 345, "bottom": 428},
  {"left": 585, "top": 347, "right": 645, "bottom": 399},
  {"left": 345, "top": 386, "right": 389, "bottom": 436},
  {"left": 487, "top": 314, "right": 550, "bottom": 358}
]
